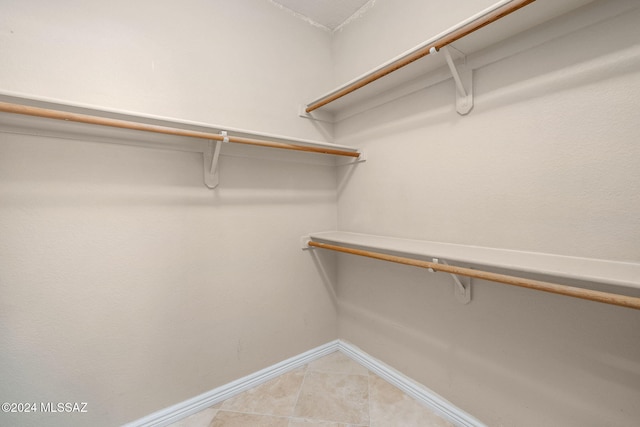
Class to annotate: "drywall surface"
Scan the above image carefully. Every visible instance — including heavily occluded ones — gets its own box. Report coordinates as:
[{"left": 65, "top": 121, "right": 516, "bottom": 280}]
[
  {"left": 333, "top": 1, "right": 640, "bottom": 426},
  {"left": 0, "top": 126, "right": 339, "bottom": 427},
  {"left": 331, "top": 0, "right": 496, "bottom": 83},
  {"left": 0, "top": 0, "right": 333, "bottom": 141},
  {"left": 0, "top": 1, "right": 339, "bottom": 426}
]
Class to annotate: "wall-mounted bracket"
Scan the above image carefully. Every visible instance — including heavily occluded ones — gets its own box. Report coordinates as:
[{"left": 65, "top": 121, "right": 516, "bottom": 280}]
[
  {"left": 349, "top": 150, "right": 367, "bottom": 164},
  {"left": 298, "top": 105, "right": 335, "bottom": 141},
  {"left": 301, "top": 235, "right": 312, "bottom": 250},
  {"left": 203, "top": 131, "right": 228, "bottom": 189},
  {"left": 430, "top": 46, "right": 473, "bottom": 115},
  {"left": 298, "top": 105, "right": 334, "bottom": 123},
  {"left": 429, "top": 258, "right": 472, "bottom": 304}
]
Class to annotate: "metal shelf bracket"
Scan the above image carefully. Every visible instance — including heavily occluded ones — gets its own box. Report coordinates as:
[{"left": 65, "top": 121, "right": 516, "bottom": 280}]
[
  {"left": 430, "top": 46, "right": 473, "bottom": 115},
  {"left": 429, "top": 258, "right": 472, "bottom": 304},
  {"left": 203, "top": 130, "right": 228, "bottom": 189},
  {"left": 303, "top": 238, "right": 471, "bottom": 304}
]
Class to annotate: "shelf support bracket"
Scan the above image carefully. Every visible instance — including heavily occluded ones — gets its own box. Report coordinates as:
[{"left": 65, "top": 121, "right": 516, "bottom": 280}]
[
  {"left": 298, "top": 105, "right": 334, "bottom": 123},
  {"left": 431, "top": 46, "right": 473, "bottom": 115},
  {"left": 429, "top": 258, "right": 471, "bottom": 304},
  {"left": 203, "top": 131, "right": 228, "bottom": 189}
]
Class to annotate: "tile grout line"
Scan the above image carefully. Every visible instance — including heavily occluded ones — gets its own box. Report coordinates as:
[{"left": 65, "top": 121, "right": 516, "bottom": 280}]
[
  {"left": 292, "top": 361, "right": 349, "bottom": 425},
  {"left": 311, "top": 369, "right": 369, "bottom": 376},
  {"left": 167, "top": 342, "right": 477, "bottom": 427},
  {"left": 338, "top": 341, "right": 485, "bottom": 427},
  {"left": 290, "top": 352, "right": 371, "bottom": 426},
  {"left": 207, "top": 407, "right": 220, "bottom": 425},
  {"left": 288, "top": 361, "right": 310, "bottom": 425},
  {"left": 367, "top": 370, "right": 373, "bottom": 427},
  {"left": 213, "top": 408, "right": 292, "bottom": 421}
]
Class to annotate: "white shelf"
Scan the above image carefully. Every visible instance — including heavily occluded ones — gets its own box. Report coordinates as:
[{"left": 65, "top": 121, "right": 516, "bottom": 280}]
[
  {"left": 308, "top": 231, "right": 640, "bottom": 290},
  {"left": 0, "top": 91, "right": 358, "bottom": 154},
  {"left": 305, "top": 0, "right": 638, "bottom": 120},
  {"left": 0, "top": 92, "right": 363, "bottom": 189}
]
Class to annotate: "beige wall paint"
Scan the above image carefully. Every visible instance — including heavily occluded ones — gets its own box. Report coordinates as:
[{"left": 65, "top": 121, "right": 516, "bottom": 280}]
[
  {"left": 330, "top": 0, "right": 497, "bottom": 83},
  {"left": 0, "top": 0, "right": 333, "bottom": 141},
  {"left": 0, "top": 1, "right": 338, "bottom": 426},
  {"left": 333, "top": 0, "right": 640, "bottom": 426},
  {"left": 2, "top": 0, "right": 640, "bottom": 426}
]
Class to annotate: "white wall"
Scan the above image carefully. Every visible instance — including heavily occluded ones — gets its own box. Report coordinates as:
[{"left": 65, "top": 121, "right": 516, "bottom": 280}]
[
  {"left": 3, "top": 0, "right": 640, "bottom": 426},
  {"left": 331, "top": 0, "right": 496, "bottom": 83},
  {"left": 333, "top": 0, "right": 640, "bottom": 426},
  {"left": 0, "top": 1, "right": 339, "bottom": 426},
  {"left": 0, "top": 0, "right": 333, "bottom": 140}
]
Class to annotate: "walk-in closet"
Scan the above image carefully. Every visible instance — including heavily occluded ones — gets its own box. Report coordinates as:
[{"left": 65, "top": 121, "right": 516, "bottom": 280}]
[{"left": 1, "top": 1, "right": 639, "bottom": 426}]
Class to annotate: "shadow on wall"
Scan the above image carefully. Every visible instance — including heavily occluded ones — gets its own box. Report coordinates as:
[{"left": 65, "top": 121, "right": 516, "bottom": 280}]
[
  {"left": 336, "top": 8, "right": 640, "bottom": 146},
  {"left": 308, "top": 249, "right": 339, "bottom": 311},
  {"left": 0, "top": 132, "right": 338, "bottom": 208},
  {"left": 337, "top": 254, "right": 640, "bottom": 426}
]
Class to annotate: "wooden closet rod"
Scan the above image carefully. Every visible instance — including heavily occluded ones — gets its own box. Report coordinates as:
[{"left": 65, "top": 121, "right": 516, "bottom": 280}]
[
  {"left": 308, "top": 241, "right": 640, "bottom": 310},
  {"left": 305, "top": 0, "right": 535, "bottom": 113},
  {"left": 0, "top": 101, "right": 360, "bottom": 158}
]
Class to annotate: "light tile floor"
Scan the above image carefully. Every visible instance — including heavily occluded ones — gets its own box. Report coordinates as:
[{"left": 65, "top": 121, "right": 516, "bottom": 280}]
[{"left": 168, "top": 351, "right": 453, "bottom": 427}]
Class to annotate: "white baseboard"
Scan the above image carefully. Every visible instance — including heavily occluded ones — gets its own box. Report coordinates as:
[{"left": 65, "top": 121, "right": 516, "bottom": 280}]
[
  {"left": 337, "top": 341, "right": 487, "bottom": 427},
  {"left": 123, "top": 340, "right": 340, "bottom": 427},
  {"left": 124, "top": 339, "right": 485, "bottom": 427}
]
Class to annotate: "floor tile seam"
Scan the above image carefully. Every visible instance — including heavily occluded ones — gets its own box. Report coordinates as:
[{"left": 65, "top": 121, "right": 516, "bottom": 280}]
[
  {"left": 307, "top": 368, "right": 370, "bottom": 377},
  {"left": 367, "top": 372, "right": 373, "bottom": 427},
  {"left": 205, "top": 408, "right": 220, "bottom": 425},
  {"left": 214, "top": 408, "right": 292, "bottom": 420},
  {"left": 299, "top": 369, "right": 372, "bottom": 426},
  {"left": 293, "top": 370, "right": 371, "bottom": 425},
  {"left": 288, "top": 416, "right": 369, "bottom": 426},
  {"left": 291, "top": 392, "right": 371, "bottom": 427},
  {"left": 290, "top": 363, "right": 310, "bottom": 419},
  {"left": 292, "top": 408, "right": 369, "bottom": 426},
  {"left": 289, "top": 416, "right": 369, "bottom": 427},
  {"left": 220, "top": 365, "right": 307, "bottom": 416}
]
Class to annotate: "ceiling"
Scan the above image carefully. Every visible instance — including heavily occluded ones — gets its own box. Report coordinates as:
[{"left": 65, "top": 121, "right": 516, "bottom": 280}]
[{"left": 270, "top": 0, "right": 373, "bottom": 31}]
